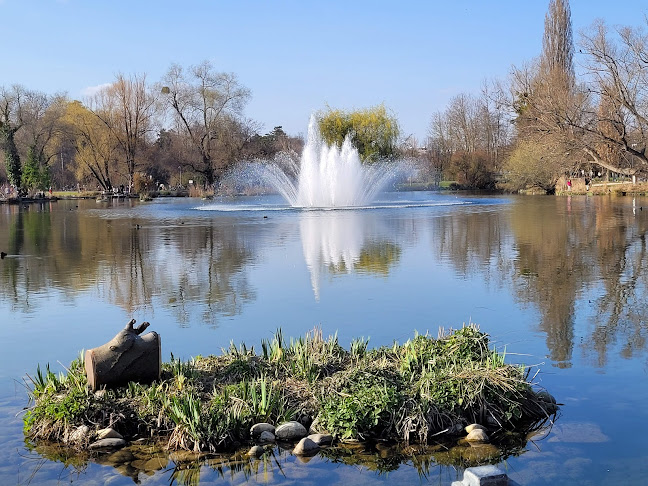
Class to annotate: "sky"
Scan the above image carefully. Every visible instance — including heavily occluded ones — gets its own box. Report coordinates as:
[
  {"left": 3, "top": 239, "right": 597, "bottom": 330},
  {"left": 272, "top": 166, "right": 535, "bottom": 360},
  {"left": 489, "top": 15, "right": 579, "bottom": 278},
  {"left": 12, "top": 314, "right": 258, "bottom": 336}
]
[{"left": 1, "top": 0, "right": 647, "bottom": 142}]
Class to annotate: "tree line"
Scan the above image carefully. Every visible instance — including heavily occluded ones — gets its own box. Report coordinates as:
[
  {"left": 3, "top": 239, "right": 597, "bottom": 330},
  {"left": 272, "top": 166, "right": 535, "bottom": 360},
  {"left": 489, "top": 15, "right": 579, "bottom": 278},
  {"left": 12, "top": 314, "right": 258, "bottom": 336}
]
[
  {"left": 0, "top": 61, "right": 305, "bottom": 196},
  {"left": 425, "top": 0, "right": 648, "bottom": 192},
  {"left": 3, "top": 1, "right": 647, "bottom": 196}
]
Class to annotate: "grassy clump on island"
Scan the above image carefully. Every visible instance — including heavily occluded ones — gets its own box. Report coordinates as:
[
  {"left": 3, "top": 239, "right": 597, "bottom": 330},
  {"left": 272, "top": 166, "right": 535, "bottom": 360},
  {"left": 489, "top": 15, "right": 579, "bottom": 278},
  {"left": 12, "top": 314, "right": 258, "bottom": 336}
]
[{"left": 23, "top": 325, "right": 558, "bottom": 453}]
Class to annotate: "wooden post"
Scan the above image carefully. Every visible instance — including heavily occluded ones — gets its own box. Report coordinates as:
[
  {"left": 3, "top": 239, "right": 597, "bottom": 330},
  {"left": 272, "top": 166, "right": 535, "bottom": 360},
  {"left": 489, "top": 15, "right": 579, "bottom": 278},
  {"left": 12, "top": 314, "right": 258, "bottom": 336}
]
[{"left": 85, "top": 319, "right": 161, "bottom": 391}]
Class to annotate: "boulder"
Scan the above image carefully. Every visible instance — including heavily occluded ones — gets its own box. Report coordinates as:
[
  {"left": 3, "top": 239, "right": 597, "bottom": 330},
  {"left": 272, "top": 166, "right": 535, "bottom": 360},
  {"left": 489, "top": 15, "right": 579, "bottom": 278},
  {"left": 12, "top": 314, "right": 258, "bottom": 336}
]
[
  {"left": 293, "top": 437, "right": 319, "bottom": 456},
  {"left": 275, "top": 421, "right": 308, "bottom": 441}
]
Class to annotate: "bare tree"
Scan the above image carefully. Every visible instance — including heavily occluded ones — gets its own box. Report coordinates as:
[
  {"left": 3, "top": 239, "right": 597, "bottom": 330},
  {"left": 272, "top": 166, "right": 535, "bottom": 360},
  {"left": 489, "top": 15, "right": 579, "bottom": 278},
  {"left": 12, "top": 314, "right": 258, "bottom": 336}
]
[
  {"left": 88, "top": 74, "right": 158, "bottom": 191},
  {"left": 161, "top": 61, "right": 251, "bottom": 187}
]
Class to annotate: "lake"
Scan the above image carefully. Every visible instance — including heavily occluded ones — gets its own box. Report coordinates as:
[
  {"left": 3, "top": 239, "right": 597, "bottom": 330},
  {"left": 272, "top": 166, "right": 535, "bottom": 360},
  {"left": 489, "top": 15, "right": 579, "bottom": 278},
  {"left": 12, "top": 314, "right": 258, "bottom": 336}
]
[{"left": 1, "top": 192, "right": 647, "bottom": 485}]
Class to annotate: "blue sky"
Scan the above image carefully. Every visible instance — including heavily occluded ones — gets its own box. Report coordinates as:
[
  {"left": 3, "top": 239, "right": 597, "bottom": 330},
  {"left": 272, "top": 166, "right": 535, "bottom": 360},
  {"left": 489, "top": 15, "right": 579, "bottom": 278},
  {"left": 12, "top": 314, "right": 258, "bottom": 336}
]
[{"left": 1, "top": 1, "right": 646, "bottom": 141}]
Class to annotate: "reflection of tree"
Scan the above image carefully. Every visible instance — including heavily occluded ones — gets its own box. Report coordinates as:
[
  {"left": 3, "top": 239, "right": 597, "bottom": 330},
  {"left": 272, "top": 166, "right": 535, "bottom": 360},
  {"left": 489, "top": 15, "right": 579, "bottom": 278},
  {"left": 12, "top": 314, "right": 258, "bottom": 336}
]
[
  {"left": 0, "top": 201, "right": 256, "bottom": 326},
  {"left": 586, "top": 198, "right": 648, "bottom": 366},
  {"left": 509, "top": 198, "right": 595, "bottom": 367},
  {"left": 356, "top": 242, "right": 401, "bottom": 275},
  {"left": 431, "top": 208, "right": 512, "bottom": 286}
]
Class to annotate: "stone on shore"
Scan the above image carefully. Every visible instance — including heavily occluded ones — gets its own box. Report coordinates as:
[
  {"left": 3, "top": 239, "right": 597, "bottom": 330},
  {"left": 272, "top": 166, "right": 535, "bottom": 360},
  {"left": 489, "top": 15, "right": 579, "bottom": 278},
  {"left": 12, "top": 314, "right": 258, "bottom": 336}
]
[
  {"left": 293, "top": 437, "right": 319, "bottom": 456},
  {"left": 275, "top": 421, "right": 308, "bottom": 441}
]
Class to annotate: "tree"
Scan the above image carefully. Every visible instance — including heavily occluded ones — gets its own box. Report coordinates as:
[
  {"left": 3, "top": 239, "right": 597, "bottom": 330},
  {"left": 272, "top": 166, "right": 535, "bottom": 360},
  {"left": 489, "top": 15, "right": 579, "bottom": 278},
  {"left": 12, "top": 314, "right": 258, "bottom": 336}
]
[
  {"left": 506, "top": 0, "right": 581, "bottom": 191},
  {"left": 541, "top": 0, "right": 574, "bottom": 85},
  {"left": 64, "top": 100, "right": 120, "bottom": 191},
  {"left": 317, "top": 105, "right": 400, "bottom": 162},
  {"left": 427, "top": 87, "right": 511, "bottom": 188},
  {"left": 21, "top": 145, "right": 50, "bottom": 195},
  {"left": 0, "top": 85, "right": 27, "bottom": 191},
  {"left": 88, "top": 74, "right": 158, "bottom": 192},
  {"left": 161, "top": 61, "right": 251, "bottom": 187}
]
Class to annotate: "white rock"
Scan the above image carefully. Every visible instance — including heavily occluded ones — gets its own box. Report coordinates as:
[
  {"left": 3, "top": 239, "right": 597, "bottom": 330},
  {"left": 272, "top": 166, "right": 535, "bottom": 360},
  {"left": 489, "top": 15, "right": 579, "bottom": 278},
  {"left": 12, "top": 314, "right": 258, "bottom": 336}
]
[{"left": 275, "top": 421, "right": 307, "bottom": 441}]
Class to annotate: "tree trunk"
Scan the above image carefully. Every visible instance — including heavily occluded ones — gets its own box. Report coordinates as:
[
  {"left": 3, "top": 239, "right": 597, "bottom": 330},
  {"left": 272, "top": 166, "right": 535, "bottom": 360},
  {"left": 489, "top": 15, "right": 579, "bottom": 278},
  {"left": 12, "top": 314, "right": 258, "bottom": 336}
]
[{"left": 85, "top": 319, "right": 161, "bottom": 391}]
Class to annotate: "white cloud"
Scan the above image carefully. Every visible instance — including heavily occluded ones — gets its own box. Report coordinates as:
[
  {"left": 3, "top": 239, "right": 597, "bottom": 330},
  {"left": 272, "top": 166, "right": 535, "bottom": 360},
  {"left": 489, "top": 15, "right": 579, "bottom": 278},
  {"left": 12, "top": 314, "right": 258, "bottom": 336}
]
[{"left": 80, "top": 83, "right": 111, "bottom": 97}]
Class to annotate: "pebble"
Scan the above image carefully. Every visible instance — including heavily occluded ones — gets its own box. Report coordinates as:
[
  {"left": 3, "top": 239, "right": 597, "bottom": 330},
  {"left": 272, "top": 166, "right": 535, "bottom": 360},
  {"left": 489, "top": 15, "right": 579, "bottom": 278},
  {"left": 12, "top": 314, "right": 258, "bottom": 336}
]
[
  {"left": 465, "top": 428, "right": 489, "bottom": 443},
  {"left": 97, "top": 427, "right": 123, "bottom": 440}
]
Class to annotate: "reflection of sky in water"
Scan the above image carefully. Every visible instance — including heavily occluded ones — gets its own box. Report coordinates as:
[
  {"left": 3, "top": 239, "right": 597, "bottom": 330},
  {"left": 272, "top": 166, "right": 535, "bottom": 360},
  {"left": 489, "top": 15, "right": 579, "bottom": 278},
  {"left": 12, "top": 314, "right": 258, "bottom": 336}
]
[{"left": 1, "top": 194, "right": 648, "bottom": 485}]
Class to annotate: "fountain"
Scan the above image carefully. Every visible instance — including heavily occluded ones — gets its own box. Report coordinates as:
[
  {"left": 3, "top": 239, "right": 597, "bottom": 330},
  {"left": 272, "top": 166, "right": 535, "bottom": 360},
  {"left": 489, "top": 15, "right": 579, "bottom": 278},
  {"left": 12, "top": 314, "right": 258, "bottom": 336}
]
[{"left": 244, "top": 116, "right": 401, "bottom": 208}]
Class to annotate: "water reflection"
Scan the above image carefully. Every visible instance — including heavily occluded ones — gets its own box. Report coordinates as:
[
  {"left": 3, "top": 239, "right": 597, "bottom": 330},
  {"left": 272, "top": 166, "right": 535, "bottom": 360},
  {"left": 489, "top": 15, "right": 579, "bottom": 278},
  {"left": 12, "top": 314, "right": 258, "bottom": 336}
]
[
  {"left": 300, "top": 211, "right": 401, "bottom": 299},
  {"left": 2, "top": 195, "right": 648, "bottom": 366}
]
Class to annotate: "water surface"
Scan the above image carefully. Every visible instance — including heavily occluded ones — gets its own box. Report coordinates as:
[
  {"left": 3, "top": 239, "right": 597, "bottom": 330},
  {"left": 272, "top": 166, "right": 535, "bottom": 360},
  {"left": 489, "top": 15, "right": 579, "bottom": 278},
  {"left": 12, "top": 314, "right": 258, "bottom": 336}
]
[{"left": 1, "top": 193, "right": 647, "bottom": 485}]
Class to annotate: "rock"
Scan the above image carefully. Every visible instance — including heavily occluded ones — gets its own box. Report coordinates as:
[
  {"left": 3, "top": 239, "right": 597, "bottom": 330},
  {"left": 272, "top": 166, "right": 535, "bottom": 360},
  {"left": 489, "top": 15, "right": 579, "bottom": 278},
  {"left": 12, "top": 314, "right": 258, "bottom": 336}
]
[
  {"left": 465, "top": 424, "right": 486, "bottom": 434},
  {"left": 293, "top": 437, "right": 319, "bottom": 456},
  {"left": 307, "top": 433, "right": 333, "bottom": 446},
  {"left": 250, "top": 422, "right": 275, "bottom": 438},
  {"left": 465, "top": 428, "right": 489, "bottom": 443},
  {"left": 259, "top": 431, "right": 275, "bottom": 443},
  {"left": 89, "top": 438, "right": 127, "bottom": 450},
  {"left": 275, "top": 421, "right": 308, "bottom": 441},
  {"left": 97, "top": 427, "right": 123, "bottom": 440},
  {"left": 68, "top": 425, "right": 90, "bottom": 444},
  {"left": 247, "top": 445, "right": 265, "bottom": 457},
  {"left": 451, "top": 465, "right": 509, "bottom": 486}
]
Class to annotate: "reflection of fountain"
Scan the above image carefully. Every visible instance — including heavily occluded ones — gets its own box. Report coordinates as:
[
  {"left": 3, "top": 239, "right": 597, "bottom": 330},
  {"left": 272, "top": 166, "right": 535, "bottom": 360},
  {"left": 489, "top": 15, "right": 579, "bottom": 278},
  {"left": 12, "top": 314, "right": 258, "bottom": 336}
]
[
  {"left": 252, "top": 117, "right": 401, "bottom": 207},
  {"left": 300, "top": 212, "right": 365, "bottom": 300},
  {"left": 300, "top": 211, "right": 401, "bottom": 300}
]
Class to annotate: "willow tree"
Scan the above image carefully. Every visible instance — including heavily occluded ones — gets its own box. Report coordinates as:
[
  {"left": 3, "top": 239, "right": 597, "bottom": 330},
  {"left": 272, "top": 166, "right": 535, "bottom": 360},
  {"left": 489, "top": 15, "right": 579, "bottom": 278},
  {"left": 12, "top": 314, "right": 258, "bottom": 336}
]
[
  {"left": 161, "top": 61, "right": 251, "bottom": 187},
  {"left": 317, "top": 105, "right": 400, "bottom": 163},
  {"left": 64, "top": 101, "right": 119, "bottom": 191}
]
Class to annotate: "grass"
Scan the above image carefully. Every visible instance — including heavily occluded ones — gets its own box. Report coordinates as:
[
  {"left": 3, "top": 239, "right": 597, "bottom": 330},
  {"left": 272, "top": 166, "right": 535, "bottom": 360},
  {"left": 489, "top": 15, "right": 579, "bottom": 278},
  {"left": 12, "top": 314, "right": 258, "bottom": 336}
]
[{"left": 23, "top": 324, "right": 558, "bottom": 453}]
